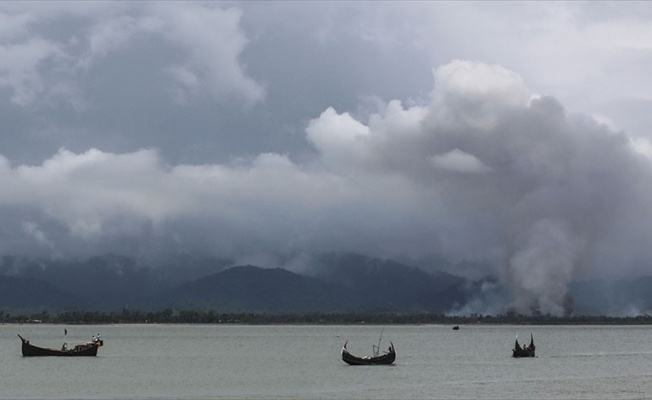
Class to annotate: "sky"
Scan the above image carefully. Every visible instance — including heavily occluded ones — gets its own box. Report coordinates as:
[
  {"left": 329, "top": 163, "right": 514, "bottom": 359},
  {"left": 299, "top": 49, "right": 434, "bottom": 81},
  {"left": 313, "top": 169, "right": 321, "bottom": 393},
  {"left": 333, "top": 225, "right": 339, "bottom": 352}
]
[{"left": 2, "top": 1, "right": 652, "bottom": 315}]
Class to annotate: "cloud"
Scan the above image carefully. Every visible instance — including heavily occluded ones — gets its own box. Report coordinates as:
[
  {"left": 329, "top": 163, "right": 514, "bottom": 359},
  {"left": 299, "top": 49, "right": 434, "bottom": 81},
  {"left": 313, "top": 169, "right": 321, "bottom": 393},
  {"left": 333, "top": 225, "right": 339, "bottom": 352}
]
[
  {"left": 76, "top": 15, "right": 145, "bottom": 70},
  {"left": 153, "top": 3, "right": 265, "bottom": 104},
  {"left": 630, "top": 137, "right": 652, "bottom": 159},
  {"left": 1, "top": 1, "right": 652, "bottom": 316},
  {"left": 0, "top": 11, "right": 35, "bottom": 39},
  {"left": 0, "top": 38, "right": 62, "bottom": 105},
  {"left": 0, "top": 2, "right": 263, "bottom": 107},
  {"left": 306, "top": 107, "right": 373, "bottom": 173},
  {"left": 1, "top": 59, "right": 651, "bottom": 317},
  {"left": 431, "top": 60, "right": 532, "bottom": 130},
  {"left": 430, "top": 149, "right": 493, "bottom": 174},
  {"left": 22, "top": 221, "right": 54, "bottom": 249}
]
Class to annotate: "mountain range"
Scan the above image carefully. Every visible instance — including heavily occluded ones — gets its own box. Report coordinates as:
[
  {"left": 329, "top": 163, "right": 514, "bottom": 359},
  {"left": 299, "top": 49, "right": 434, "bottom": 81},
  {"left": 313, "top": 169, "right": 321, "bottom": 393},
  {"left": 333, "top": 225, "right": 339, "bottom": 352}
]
[
  {"left": 0, "top": 253, "right": 651, "bottom": 316},
  {"left": 0, "top": 253, "right": 471, "bottom": 313}
]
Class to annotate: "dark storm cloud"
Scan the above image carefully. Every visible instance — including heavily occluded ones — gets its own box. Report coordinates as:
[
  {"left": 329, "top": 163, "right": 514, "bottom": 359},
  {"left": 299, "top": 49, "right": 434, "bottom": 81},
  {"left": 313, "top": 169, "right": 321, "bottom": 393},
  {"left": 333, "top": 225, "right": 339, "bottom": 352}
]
[
  {"left": 1, "top": 2, "right": 652, "bottom": 315},
  {"left": 0, "top": 2, "right": 266, "bottom": 164}
]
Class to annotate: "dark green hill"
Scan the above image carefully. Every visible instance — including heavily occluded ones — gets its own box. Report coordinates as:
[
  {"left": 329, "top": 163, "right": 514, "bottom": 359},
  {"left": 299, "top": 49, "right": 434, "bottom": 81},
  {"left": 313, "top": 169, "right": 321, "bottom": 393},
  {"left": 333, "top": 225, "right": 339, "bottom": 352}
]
[
  {"left": 308, "top": 253, "right": 469, "bottom": 312},
  {"left": 152, "top": 255, "right": 472, "bottom": 313},
  {"left": 0, "top": 254, "right": 231, "bottom": 310},
  {"left": 152, "top": 265, "right": 359, "bottom": 313},
  {"left": 0, "top": 253, "right": 480, "bottom": 313},
  {"left": 0, "top": 275, "right": 83, "bottom": 310}
]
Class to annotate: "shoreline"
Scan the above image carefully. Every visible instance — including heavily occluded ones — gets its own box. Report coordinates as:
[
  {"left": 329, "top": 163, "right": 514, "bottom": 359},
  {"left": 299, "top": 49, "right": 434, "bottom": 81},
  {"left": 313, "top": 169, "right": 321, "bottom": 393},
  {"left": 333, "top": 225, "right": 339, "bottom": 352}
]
[{"left": 3, "top": 310, "right": 652, "bottom": 325}]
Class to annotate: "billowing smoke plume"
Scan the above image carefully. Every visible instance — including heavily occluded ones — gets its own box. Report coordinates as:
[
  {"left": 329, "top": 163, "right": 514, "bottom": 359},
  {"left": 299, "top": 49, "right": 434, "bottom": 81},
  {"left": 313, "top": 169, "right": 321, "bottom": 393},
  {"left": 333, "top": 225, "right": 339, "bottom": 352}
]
[
  {"left": 439, "top": 62, "right": 651, "bottom": 315},
  {"left": 418, "top": 61, "right": 649, "bottom": 315},
  {"left": 1, "top": 60, "right": 651, "bottom": 315},
  {"left": 504, "top": 219, "right": 580, "bottom": 315}
]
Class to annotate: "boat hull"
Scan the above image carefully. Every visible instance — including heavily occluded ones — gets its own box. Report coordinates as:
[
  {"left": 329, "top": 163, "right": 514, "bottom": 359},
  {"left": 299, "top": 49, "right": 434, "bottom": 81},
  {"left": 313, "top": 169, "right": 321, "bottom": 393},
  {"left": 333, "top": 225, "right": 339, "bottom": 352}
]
[
  {"left": 341, "top": 341, "right": 396, "bottom": 365},
  {"left": 512, "top": 347, "right": 535, "bottom": 358},
  {"left": 19, "top": 335, "right": 101, "bottom": 357},
  {"left": 512, "top": 334, "right": 535, "bottom": 358}
]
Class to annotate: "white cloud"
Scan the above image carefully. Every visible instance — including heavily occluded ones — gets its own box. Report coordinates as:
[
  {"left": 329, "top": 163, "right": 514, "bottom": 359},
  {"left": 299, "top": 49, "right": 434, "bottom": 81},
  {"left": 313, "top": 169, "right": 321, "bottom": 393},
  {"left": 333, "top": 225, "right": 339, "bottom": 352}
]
[
  {"left": 430, "top": 60, "right": 533, "bottom": 130},
  {"left": 306, "top": 107, "right": 372, "bottom": 173},
  {"left": 630, "top": 137, "right": 652, "bottom": 159},
  {"left": 430, "top": 149, "right": 493, "bottom": 174}
]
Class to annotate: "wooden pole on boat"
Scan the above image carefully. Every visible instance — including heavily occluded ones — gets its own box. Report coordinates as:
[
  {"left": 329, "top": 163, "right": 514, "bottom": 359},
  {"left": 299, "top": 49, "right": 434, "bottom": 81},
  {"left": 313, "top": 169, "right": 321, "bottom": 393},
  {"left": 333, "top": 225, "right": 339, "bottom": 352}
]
[{"left": 374, "top": 325, "right": 385, "bottom": 357}]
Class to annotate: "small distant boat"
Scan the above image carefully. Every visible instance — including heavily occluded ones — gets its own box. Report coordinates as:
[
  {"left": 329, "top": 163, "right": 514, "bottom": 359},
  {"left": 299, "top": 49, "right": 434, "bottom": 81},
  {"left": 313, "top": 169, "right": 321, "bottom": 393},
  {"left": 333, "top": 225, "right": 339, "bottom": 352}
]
[
  {"left": 18, "top": 334, "right": 103, "bottom": 357},
  {"left": 341, "top": 340, "right": 396, "bottom": 365},
  {"left": 452, "top": 325, "right": 460, "bottom": 330},
  {"left": 512, "top": 334, "right": 535, "bottom": 358}
]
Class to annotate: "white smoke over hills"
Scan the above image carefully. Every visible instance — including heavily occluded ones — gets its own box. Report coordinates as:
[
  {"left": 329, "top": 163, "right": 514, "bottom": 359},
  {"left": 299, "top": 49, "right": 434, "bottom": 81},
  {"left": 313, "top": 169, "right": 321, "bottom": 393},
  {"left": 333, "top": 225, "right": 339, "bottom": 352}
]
[{"left": 1, "top": 60, "right": 652, "bottom": 315}]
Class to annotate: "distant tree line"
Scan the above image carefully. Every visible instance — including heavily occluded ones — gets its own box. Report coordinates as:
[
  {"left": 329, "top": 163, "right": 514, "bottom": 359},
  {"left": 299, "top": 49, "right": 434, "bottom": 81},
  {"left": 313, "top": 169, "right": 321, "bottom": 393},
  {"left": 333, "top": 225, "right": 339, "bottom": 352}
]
[{"left": 2, "top": 309, "right": 652, "bottom": 325}]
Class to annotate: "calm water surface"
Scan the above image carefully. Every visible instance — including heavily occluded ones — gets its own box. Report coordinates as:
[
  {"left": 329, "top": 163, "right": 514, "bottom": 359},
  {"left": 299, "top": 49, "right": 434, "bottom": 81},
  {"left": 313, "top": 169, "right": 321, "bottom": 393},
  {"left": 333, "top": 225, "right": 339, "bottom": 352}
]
[{"left": 1, "top": 324, "right": 652, "bottom": 399}]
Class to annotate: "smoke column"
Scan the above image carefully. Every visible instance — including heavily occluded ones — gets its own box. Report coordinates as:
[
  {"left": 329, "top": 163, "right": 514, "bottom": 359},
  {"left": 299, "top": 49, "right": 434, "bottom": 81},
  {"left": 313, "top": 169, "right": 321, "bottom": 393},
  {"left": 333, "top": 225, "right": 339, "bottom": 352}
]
[{"left": 413, "top": 61, "right": 648, "bottom": 315}]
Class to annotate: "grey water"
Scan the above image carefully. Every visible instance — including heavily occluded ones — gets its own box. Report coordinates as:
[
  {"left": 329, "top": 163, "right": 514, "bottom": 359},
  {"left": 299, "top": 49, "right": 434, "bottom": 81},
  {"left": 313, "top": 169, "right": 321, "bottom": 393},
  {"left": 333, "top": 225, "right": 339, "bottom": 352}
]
[{"left": 2, "top": 324, "right": 652, "bottom": 399}]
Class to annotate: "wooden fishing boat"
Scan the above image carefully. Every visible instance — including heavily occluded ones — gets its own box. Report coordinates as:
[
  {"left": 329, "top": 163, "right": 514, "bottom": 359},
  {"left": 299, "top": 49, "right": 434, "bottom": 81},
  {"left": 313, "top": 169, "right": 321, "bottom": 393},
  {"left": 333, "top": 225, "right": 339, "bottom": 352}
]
[
  {"left": 512, "top": 334, "right": 535, "bottom": 358},
  {"left": 341, "top": 340, "right": 396, "bottom": 365},
  {"left": 18, "top": 334, "right": 103, "bottom": 357}
]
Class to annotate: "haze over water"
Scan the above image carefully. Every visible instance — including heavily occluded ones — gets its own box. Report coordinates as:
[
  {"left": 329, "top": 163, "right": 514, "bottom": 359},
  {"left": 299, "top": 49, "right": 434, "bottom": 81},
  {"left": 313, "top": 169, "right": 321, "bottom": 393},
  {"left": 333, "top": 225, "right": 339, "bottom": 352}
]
[{"left": 2, "top": 324, "right": 651, "bottom": 399}]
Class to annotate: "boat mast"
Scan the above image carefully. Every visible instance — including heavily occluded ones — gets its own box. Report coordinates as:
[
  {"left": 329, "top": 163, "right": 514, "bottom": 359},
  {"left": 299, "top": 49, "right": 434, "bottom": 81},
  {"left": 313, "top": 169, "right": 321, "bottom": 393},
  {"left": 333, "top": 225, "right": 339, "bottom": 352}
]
[{"left": 373, "top": 325, "right": 385, "bottom": 357}]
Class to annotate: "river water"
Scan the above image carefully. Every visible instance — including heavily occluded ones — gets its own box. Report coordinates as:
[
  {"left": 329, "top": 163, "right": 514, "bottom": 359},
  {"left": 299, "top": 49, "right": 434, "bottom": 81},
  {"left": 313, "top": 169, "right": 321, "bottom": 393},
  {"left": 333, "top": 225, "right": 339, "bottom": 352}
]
[{"left": 1, "top": 324, "right": 652, "bottom": 399}]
